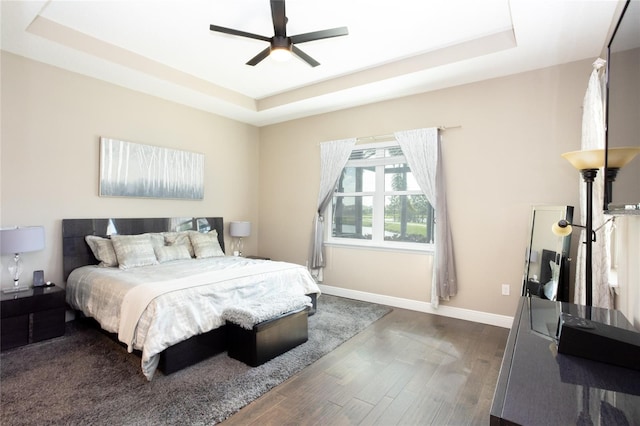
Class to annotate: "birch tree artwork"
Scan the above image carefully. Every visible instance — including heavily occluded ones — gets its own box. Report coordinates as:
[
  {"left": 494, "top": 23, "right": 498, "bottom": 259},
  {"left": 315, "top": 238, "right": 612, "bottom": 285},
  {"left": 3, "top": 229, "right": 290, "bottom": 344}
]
[{"left": 99, "top": 138, "right": 204, "bottom": 199}]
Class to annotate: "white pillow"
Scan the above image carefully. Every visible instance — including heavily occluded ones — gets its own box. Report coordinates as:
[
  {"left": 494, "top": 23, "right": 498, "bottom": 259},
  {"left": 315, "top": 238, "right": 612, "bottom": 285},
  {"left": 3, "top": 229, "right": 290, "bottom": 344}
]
[
  {"left": 111, "top": 234, "right": 158, "bottom": 270},
  {"left": 154, "top": 245, "right": 191, "bottom": 263},
  {"left": 146, "top": 233, "right": 165, "bottom": 250},
  {"left": 544, "top": 261, "right": 561, "bottom": 300},
  {"left": 85, "top": 235, "right": 118, "bottom": 267},
  {"left": 550, "top": 260, "right": 560, "bottom": 282},
  {"left": 190, "top": 230, "right": 225, "bottom": 258},
  {"left": 163, "top": 231, "right": 196, "bottom": 257}
]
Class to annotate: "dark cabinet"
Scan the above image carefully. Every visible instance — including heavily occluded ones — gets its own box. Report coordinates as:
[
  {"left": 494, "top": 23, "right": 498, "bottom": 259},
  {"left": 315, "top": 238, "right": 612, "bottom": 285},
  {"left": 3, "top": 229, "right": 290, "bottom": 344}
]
[
  {"left": 490, "top": 297, "right": 640, "bottom": 425},
  {"left": 1, "top": 285, "right": 65, "bottom": 351}
]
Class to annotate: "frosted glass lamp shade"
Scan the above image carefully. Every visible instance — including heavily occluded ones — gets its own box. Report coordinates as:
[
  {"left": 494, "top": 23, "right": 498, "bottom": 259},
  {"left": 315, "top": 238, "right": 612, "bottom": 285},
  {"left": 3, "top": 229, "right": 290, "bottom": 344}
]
[
  {"left": 561, "top": 147, "right": 640, "bottom": 170},
  {"left": 561, "top": 149, "right": 605, "bottom": 170},
  {"left": 1, "top": 226, "right": 45, "bottom": 254},
  {"left": 229, "top": 221, "right": 251, "bottom": 238},
  {"left": 607, "top": 147, "right": 640, "bottom": 169},
  {"left": 271, "top": 47, "right": 292, "bottom": 62},
  {"left": 551, "top": 220, "right": 573, "bottom": 237}
]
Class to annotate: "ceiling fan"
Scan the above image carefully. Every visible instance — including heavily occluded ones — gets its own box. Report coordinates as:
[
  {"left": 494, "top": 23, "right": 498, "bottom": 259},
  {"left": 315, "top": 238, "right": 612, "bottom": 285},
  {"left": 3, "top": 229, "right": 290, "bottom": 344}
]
[{"left": 209, "top": 0, "right": 348, "bottom": 67}]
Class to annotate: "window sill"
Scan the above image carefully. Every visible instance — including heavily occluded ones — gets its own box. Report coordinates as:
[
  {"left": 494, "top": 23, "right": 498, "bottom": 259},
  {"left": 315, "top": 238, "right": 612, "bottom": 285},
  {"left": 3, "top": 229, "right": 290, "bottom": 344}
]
[{"left": 325, "top": 240, "right": 434, "bottom": 255}]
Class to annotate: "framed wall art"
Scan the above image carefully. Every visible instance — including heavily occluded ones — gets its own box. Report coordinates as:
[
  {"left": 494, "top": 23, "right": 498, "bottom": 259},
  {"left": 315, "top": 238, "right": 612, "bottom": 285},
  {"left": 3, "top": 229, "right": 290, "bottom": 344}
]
[{"left": 99, "top": 137, "right": 204, "bottom": 199}]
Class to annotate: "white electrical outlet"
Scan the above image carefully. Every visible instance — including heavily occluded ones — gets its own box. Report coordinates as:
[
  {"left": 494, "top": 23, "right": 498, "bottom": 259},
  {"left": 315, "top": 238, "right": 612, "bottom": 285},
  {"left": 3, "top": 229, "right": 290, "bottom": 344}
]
[{"left": 502, "top": 284, "right": 510, "bottom": 296}]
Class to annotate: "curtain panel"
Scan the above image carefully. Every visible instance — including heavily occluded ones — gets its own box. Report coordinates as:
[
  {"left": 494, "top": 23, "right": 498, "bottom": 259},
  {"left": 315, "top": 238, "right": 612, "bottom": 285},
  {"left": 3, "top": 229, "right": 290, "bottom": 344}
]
[
  {"left": 395, "top": 128, "right": 457, "bottom": 307},
  {"left": 309, "top": 138, "right": 356, "bottom": 281},
  {"left": 575, "top": 58, "right": 613, "bottom": 309}
]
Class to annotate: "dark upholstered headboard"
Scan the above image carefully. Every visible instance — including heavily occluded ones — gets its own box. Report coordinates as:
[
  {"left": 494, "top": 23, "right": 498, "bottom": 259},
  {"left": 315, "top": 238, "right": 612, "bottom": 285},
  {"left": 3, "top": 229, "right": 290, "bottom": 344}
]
[{"left": 62, "top": 217, "right": 224, "bottom": 280}]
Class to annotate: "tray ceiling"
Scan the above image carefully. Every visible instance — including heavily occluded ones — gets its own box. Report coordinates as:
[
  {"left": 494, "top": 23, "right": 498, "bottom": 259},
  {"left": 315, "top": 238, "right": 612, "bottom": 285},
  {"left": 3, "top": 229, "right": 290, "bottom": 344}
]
[{"left": 1, "top": 0, "right": 621, "bottom": 126}]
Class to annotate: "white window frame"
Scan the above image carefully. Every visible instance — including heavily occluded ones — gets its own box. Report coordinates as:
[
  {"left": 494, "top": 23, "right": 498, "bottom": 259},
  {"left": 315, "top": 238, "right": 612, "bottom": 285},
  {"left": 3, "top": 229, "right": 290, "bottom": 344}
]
[{"left": 325, "top": 141, "right": 435, "bottom": 253}]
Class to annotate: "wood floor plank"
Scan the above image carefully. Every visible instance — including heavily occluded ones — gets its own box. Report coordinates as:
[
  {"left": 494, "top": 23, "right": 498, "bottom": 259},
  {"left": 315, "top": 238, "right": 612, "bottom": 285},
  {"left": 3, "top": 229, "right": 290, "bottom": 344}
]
[
  {"left": 353, "top": 359, "right": 412, "bottom": 405},
  {"left": 359, "top": 395, "right": 394, "bottom": 425},
  {"left": 372, "top": 388, "right": 421, "bottom": 425},
  {"left": 220, "top": 305, "right": 509, "bottom": 425},
  {"left": 333, "top": 397, "right": 375, "bottom": 424}
]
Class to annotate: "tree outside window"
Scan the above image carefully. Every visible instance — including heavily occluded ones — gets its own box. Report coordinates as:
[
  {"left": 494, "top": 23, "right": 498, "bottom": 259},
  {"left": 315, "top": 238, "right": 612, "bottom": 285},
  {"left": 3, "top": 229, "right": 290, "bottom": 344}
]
[{"left": 330, "top": 143, "right": 434, "bottom": 249}]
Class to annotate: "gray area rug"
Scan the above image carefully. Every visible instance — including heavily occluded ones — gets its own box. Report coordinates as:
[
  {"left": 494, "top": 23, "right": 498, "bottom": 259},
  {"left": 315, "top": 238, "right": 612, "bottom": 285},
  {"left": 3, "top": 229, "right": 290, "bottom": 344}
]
[{"left": 1, "top": 295, "right": 390, "bottom": 425}]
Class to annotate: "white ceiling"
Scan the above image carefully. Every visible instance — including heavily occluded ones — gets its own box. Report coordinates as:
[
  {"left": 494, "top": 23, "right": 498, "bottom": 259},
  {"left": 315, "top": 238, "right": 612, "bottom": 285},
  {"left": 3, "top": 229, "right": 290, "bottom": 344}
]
[{"left": 1, "top": 0, "right": 622, "bottom": 127}]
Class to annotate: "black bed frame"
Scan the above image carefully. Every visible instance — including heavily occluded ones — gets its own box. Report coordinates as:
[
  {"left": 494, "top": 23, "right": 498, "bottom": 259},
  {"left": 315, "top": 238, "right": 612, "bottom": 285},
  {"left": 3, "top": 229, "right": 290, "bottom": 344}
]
[
  {"left": 62, "top": 217, "right": 227, "bottom": 375},
  {"left": 62, "top": 216, "right": 317, "bottom": 376}
]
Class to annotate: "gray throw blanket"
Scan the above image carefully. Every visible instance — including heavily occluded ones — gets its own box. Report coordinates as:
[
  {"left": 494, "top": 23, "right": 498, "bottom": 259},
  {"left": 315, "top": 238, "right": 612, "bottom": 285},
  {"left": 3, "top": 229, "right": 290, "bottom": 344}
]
[{"left": 222, "top": 294, "right": 312, "bottom": 330}]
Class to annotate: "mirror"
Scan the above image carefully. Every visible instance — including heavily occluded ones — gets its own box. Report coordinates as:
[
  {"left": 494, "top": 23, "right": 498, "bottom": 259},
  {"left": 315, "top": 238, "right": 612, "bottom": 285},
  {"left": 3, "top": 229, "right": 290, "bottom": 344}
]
[
  {"left": 604, "top": 0, "right": 640, "bottom": 213},
  {"left": 523, "top": 205, "right": 574, "bottom": 302}
]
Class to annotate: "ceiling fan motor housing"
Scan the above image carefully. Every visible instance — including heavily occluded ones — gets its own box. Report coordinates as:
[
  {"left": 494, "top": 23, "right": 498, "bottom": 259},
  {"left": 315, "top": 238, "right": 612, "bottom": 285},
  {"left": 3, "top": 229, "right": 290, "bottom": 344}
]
[{"left": 271, "top": 36, "right": 292, "bottom": 52}]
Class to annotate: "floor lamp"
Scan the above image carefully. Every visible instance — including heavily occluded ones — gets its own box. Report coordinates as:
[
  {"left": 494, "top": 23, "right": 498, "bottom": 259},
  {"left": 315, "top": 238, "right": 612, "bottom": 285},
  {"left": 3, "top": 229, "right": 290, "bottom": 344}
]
[{"left": 557, "top": 147, "right": 640, "bottom": 306}]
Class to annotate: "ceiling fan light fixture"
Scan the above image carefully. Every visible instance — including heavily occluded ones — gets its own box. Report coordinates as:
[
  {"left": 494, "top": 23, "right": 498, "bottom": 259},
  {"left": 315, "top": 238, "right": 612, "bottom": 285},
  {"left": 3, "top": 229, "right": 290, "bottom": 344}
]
[
  {"left": 270, "top": 37, "right": 292, "bottom": 62},
  {"left": 271, "top": 47, "right": 292, "bottom": 62},
  {"left": 210, "top": 0, "right": 348, "bottom": 67}
]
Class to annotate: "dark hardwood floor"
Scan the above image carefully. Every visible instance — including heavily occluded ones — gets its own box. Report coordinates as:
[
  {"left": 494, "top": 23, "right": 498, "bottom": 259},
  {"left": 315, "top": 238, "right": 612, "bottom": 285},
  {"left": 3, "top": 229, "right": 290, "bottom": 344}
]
[{"left": 221, "top": 305, "right": 510, "bottom": 425}]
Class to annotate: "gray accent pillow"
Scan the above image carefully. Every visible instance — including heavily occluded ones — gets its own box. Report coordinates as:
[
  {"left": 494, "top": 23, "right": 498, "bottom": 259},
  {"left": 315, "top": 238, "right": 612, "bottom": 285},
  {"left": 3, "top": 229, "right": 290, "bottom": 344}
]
[
  {"left": 85, "top": 235, "right": 118, "bottom": 267},
  {"left": 190, "top": 230, "right": 225, "bottom": 258},
  {"left": 154, "top": 245, "right": 191, "bottom": 263},
  {"left": 111, "top": 234, "right": 158, "bottom": 270}
]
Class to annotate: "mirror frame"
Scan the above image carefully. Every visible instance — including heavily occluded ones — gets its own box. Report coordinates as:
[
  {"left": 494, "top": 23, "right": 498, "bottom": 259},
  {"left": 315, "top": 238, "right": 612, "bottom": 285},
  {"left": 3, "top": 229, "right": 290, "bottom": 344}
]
[
  {"left": 604, "top": 0, "right": 640, "bottom": 213},
  {"left": 522, "top": 205, "right": 574, "bottom": 302}
]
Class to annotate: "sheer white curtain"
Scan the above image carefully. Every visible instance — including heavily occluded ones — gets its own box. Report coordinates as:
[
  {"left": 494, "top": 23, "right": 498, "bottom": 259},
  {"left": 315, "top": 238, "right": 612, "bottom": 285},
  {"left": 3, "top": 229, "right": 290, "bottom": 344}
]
[
  {"left": 309, "top": 138, "right": 356, "bottom": 281},
  {"left": 575, "top": 58, "right": 613, "bottom": 308},
  {"left": 394, "top": 128, "right": 457, "bottom": 307}
]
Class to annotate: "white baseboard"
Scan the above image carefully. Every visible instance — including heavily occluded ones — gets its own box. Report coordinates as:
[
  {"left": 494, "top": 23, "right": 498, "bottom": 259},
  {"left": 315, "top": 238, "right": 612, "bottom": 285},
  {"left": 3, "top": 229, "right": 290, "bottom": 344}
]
[{"left": 318, "top": 284, "right": 514, "bottom": 329}]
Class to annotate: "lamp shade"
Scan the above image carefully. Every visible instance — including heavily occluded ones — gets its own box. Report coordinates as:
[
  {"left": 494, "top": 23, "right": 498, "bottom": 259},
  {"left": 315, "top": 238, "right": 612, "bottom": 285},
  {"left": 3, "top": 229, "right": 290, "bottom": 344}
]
[
  {"left": 607, "top": 147, "right": 640, "bottom": 169},
  {"left": 271, "top": 47, "right": 292, "bottom": 62},
  {"left": 551, "top": 220, "right": 573, "bottom": 237},
  {"left": 561, "top": 147, "right": 640, "bottom": 171},
  {"left": 229, "top": 221, "right": 251, "bottom": 238},
  {"left": 1, "top": 226, "right": 45, "bottom": 254},
  {"left": 561, "top": 149, "right": 605, "bottom": 170}
]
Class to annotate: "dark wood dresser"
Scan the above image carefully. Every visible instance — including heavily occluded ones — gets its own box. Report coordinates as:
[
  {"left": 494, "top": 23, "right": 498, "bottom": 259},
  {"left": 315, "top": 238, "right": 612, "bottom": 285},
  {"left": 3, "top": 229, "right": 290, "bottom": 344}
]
[
  {"left": 490, "top": 296, "right": 640, "bottom": 425},
  {"left": 1, "top": 285, "right": 65, "bottom": 351}
]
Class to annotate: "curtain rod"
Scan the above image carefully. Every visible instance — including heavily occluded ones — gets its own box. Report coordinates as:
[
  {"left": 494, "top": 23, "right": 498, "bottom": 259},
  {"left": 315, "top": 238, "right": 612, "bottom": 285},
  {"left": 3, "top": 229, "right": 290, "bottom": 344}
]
[{"left": 355, "top": 125, "right": 462, "bottom": 142}]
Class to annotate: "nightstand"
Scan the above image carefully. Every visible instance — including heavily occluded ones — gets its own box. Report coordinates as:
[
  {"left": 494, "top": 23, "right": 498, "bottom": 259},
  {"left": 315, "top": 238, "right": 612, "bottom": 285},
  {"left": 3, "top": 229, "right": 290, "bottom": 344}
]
[
  {"left": 246, "top": 255, "right": 271, "bottom": 260},
  {"left": 1, "top": 285, "right": 66, "bottom": 351}
]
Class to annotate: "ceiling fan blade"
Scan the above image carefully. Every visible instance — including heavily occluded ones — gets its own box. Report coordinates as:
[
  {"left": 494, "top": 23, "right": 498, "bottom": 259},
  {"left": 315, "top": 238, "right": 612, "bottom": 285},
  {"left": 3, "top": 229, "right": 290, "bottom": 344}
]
[
  {"left": 290, "top": 27, "right": 348, "bottom": 44},
  {"left": 270, "top": 0, "right": 287, "bottom": 37},
  {"left": 246, "top": 47, "right": 272, "bottom": 66},
  {"left": 210, "top": 24, "right": 271, "bottom": 42},
  {"left": 292, "top": 45, "right": 320, "bottom": 67}
]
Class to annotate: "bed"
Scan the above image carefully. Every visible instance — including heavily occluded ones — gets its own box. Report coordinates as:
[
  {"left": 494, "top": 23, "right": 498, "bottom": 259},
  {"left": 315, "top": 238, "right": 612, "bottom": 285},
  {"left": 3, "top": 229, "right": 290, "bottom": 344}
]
[{"left": 62, "top": 217, "right": 320, "bottom": 380}]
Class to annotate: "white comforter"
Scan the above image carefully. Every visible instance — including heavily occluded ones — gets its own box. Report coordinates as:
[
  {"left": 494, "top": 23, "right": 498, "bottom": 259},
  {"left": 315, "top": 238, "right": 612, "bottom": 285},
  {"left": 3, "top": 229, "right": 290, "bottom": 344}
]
[{"left": 66, "top": 256, "right": 320, "bottom": 380}]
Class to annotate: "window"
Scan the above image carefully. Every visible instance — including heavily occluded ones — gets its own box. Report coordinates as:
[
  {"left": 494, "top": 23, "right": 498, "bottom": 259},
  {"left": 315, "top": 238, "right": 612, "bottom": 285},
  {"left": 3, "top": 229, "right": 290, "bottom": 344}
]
[{"left": 327, "top": 142, "right": 435, "bottom": 250}]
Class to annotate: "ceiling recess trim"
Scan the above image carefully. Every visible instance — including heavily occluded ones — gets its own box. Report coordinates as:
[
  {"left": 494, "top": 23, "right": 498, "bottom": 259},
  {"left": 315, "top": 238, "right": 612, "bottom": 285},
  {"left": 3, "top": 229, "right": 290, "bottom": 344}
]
[{"left": 27, "top": 15, "right": 257, "bottom": 111}]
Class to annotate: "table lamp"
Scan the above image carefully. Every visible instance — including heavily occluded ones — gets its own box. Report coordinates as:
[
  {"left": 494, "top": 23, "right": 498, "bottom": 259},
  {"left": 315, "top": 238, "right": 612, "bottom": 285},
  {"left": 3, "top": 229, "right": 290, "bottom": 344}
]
[
  {"left": 229, "top": 221, "right": 251, "bottom": 256},
  {"left": 1, "top": 226, "right": 45, "bottom": 292}
]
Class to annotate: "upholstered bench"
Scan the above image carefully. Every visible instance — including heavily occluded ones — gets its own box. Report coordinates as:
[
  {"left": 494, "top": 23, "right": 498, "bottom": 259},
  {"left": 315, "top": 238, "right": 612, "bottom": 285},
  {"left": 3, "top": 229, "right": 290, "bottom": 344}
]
[{"left": 223, "top": 294, "right": 311, "bottom": 367}]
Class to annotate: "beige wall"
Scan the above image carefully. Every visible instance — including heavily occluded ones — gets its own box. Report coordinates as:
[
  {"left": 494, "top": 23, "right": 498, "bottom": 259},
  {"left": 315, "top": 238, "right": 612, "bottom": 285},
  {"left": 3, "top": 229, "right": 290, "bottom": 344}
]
[
  {"left": 0, "top": 52, "right": 260, "bottom": 287},
  {"left": 2, "top": 50, "right": 637, "bottom": 320},
  {"left": 259, "top": 60, "right": 596, "bottom": 317}
]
